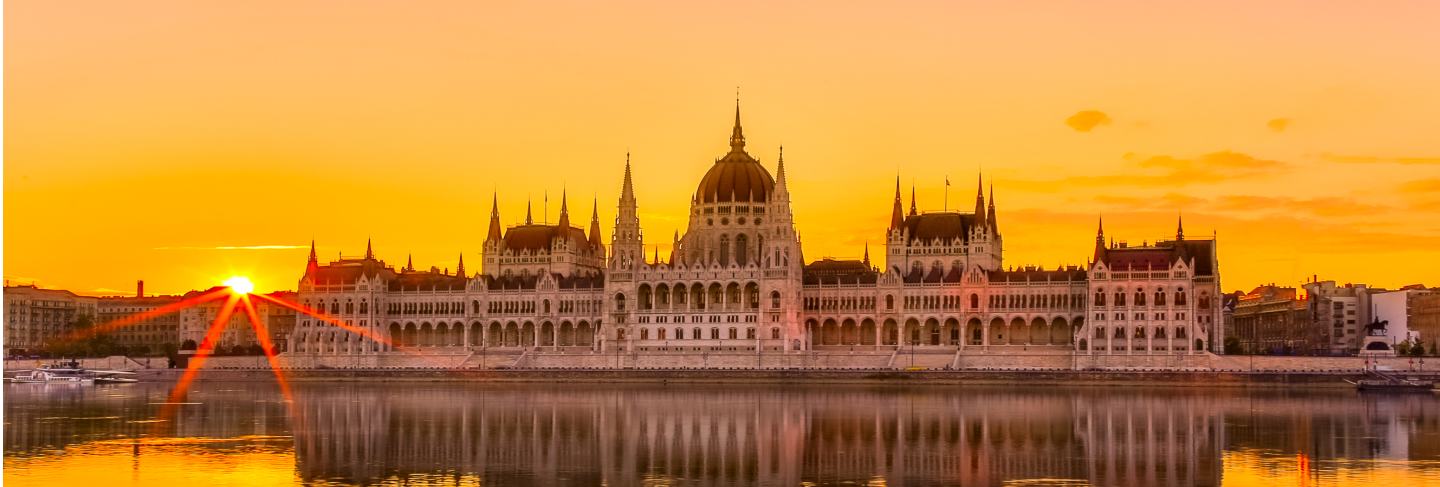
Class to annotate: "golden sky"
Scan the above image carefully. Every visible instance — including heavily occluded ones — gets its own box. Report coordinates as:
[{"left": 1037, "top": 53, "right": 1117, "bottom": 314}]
[{"left": 6, "top": 1, "right": 1440, "bottom": 295}]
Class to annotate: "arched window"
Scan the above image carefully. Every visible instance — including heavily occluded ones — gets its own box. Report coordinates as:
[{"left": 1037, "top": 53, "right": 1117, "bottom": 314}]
[
  {"left": 1199, "top": 293, "right": 1211, "bottom": 310},
  {"left": 543, "top": 300, "right": 551, "bottom": 313},
  {"left": 771, "top": 327, "right": 781, "bottom": 339},
  {"left": 675, "top": 327, "right": 684, "bottom": 339},
  {"left": 719, "top": 235, "right": 731, "bottom": 266},
  {"left": 1175, "top": 288, "right": 1188, "bottom": 306},
  {"left": 970, "top": 294, "right": 980, "bottom": 309},
  {"left": 657, "top": 328, "right": 665, "bottom": 340},
  {"left": 614, "top": 293, "right": 626, "bottom": 312},
  {"left": 886, "top": 295, "right": 895, "bottom": 310},
  {"left": 770, "top": 291, "right": 781, "bottom": 309},
  {"left": 330, "top": 301, "right": 340, "bottom": 314},
  {"left": 736, "top": 234, "right": 749, "bottom": 266},
  {"left": 1094, "top": 289, "right": 1106, "bottom": 306},
  {"left": 1135, "top": 290, "right": 1146, "bottom": 306},
  {"left": 1155, "top": 290, "right": 1166, "bottom": 306},
  {"left": 692, "top": 327, "right": 702, "bottom": 339},
  {"left": 1114, "top": 292, "right": 1126, "bottom": 307}
]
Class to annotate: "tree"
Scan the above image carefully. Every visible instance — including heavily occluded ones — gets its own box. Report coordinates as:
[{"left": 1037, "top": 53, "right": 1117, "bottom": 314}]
[
  {"left": 1410, "top": 340, "right": 1426, "bottom": 357},
  {"left": 181, "top": 340, "right": 198, "bottom": 351},
  {"left": 1397, "top": 339, "right": 1413, "bottom": 356}
]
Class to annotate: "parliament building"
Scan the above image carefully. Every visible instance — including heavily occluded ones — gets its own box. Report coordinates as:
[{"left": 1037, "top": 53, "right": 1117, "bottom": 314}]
[{"left": 288, "top": 105, "right": 1223, "bottom": 365}]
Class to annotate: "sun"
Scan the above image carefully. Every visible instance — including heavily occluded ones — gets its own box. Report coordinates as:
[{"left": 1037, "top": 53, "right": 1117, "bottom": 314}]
[{"left": 223, "top": 276, "right": 255, "bottom": 295}]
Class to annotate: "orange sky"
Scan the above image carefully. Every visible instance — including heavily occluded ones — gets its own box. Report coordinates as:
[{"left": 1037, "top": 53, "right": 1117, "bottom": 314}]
[{"left": 6, "top": 1, "right": 1440, "bottom": 296}]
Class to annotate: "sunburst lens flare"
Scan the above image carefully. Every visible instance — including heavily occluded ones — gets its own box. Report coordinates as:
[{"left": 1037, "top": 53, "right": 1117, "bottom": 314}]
[{"left": 224, "top": 276, "right": 255, "bottom": 295}]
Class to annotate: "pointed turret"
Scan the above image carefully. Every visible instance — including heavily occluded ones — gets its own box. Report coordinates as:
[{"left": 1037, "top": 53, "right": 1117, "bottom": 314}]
[
  {"left": 863, "top": 241, "right": 871, "bottom": 267},
  {"left": 974, "top": 173, "right": 986, "bottom": 223},
  {"left": 610, "top": 153, "right": 643, "bottom": 270},
  {"left": 1093, "top": 216, "right": 1107, "bottom": 263},
  {"left": 729, "top": 98, "right": 745, "bottom": 152},
  {"left": 525, "top": 198, "right": 534, "bottom": 225},
  {"left": 909, "top": 184, "right": 918, "bottom": 216},
  {"left": 773, "top": 145, "right": 789, "bottom": 199},
  {"left": 306, "top": 240, "right": 319, "bottom": 275},
  {"left": 588, "top": 197, "right": 603, "bottom": 249},
  {"left": 487, "top": 193, "right": 503, "bottom": 243},
  {"left": 1176, "top": 213, "right": 1185, "bottom": 241},
  {"left": 365, "top": 238, "right": 374, "bottom": 260},
  {"left": 557, "top": 189, "right": 571, "bottom": 230},
  {"left": 406, "top": 253, "right": 414, "bottom": 272},
  {"left": 987, "top": 183, "right": 997, "bottom": 232},
  {"left": 456, "top": 253, "right": 466, "bottom": 278},
  {"left": 890, "top": 176, "right": 904, "bottom": 230}
]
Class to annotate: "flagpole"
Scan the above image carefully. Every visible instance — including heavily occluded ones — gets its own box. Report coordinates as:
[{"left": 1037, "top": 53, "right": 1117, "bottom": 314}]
[{"left": 943, "top": 176, "right": 949, "bottom": 211}]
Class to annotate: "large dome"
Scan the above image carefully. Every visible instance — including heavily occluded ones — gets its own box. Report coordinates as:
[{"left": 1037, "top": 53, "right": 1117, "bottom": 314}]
[{"left": 695, "top": 105, "right": 775, "bottom": 204}]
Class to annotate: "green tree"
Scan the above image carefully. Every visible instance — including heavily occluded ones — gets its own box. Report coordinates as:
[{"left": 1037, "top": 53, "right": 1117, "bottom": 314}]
[{"left": 1397, "top": 339, "right": 1413, "bottom": 356}]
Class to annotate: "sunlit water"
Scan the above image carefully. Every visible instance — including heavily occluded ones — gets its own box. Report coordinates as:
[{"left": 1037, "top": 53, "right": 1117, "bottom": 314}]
[{"left": 5, "top": 381, "right": 1440, "bottom": 486}]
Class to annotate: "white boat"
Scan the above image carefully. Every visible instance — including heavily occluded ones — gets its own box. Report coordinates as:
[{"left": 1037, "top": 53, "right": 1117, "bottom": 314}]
[{"left": 7, "top": 361, "right": 139, "bottom": 384}]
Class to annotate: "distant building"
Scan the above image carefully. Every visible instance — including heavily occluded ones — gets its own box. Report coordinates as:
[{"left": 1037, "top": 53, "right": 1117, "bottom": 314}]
[
  {"left": 1302, "top": 281, "right": 1375, "bottom": 355},
  {"left": 95, "top": 281, "right": 182, "bottom": 355},
  {"left": 3, "top": 285, "right": 98, "bottom": 356},
  {"left": 1231, "top": 285, "right": 1314, "bottom": 355},
  {"left": 1411, "top": 292, "right": 1440, "bottom": 353},
  {"left": 1371, "top": 288, "right": 1438, "bottom": 352},
  {"left": 179, "top": 287, "right": 294, "bottom": 352},
  {"left": 96, "top": 295, "right": 182, "bottom": 355}
]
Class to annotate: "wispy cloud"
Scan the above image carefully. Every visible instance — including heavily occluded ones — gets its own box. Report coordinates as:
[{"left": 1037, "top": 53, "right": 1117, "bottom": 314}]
[
  {"left": 1011, "top": 151, "right": 1288, "bottom": 191},
  {"left": 1266, "top": 118, "right": 1291, "bottom": 133},
  {"left": 1065, "top": 110, "right": 1111, "bottom": 132},
  {"left": 1319, "top": 153, "right": 1440, "bottom": 165},
  {"left": 153, "top": 245, "right": 309, "bottom": 251}
]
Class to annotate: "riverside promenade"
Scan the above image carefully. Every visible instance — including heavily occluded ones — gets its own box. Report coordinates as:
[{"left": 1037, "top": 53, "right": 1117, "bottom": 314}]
[{"left": 9, "top": 351, "right": 1438, "bottom": 387}]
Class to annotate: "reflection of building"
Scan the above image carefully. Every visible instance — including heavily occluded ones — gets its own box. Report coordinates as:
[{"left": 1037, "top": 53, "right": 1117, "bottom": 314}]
[
  {"left": 1232, "top": 285, "right": 1314, "bottom": 355},
  {"left": 3, "top": 285, "right": 98, "bottom": 356},
  {"left": 96, "top": 282, "right": 182, "bottom": 354},
  {"left": 288, "top": 105, "right": 1220, "bottom": 360},
  {"left": 289, "top": 385, "right": 1231, "bottom": 485}
]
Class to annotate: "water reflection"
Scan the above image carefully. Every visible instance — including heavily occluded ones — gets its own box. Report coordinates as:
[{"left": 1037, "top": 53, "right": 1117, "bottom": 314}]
[{"left": 5, "top": 382, "right": 1440, "bottom": 486}]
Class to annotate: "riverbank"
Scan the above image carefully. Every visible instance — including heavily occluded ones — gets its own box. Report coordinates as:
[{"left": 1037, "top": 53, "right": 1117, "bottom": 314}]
[{"left": 125, "top": 367, "right": 1438, "bottom": 388}]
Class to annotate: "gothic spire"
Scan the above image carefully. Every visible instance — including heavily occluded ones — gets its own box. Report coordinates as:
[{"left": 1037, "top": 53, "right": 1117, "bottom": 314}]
[
  {"left": 557, "top": 188, "right": 570, "bottom": 230},
  {"left": 306, "top": 240, "right": 319, "bottom": 275},
  {"left": 774, "top": 145, "right": 789, "bottom": 197},
  {"left": 863, "top": 241, "right": 871, "bottom": 267},
  {"left": 365, "top": 238, "right": 374, "bottom": 260},
  {"left": 987, "top": 182, "right": 997, "bottom": 232},
  {"left": 1093, "top": 215, "right": 1107, "bottom": 264},
  {"left": 406, "top": 253, "right": 414, "bottom": 272},
  {"left": 525, "top": 198, "right": 534, "bottom": 225},
  {"left": 1176, "top": 213, "right": 1185, "bottom": 241},
  {"left": 487, "top": 192, "right": 503, "bottom": 243},
  {"left": 588, "top": 197, "right": 603, "bottom": 248},
  {"left": 729, "top": 96, "right": 745, "bottom": 152},
  {"left": 620, "top": 153, "right": 636, "bottom": 204},
  {"left": 456, "top": 253, "right": 466, "bottom": 278},
  {"left": 909, "top": 184, "right": 918, "bottom": 216},
  {"left": 974, "top": 173, "right": 986, "bottom": 222},
  {"left": 890, "top": 176, "right": 904, "bottom": 230}
]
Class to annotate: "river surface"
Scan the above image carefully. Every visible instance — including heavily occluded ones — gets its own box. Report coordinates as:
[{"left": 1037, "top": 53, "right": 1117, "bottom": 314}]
[{"left": 4, "top": 381, "right": 1440, "bottom": 486}]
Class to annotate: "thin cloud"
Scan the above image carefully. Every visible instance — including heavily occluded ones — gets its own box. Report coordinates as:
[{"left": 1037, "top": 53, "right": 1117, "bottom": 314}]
[
  {"left": 1319, "top": 153, "right": 1440, "bottom": 165},
  {"left": 153, "top": 245, "right": 309, "bottom": 251},
  {"left": 1011, "top": 151, "right": 1287, "bottom": 191},
  {"left": 1065, "top": 110, "right": 1112, "bottom": 132},
  {"left": 1267, "top": 118, "right": 1291, "bottom": 133},
  {"left": 1399, "top": 178, "right": 1440, "bottom": 193}
]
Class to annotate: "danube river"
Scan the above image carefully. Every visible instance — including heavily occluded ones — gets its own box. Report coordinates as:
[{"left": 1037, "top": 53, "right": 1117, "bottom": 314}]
[{"left": 4, "top": 381, "right": 1440, "bottom": 486}]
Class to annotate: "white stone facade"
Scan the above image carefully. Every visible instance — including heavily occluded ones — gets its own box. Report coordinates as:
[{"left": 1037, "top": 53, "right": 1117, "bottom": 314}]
[{"left": 286, "top": 108, "right": 1221, "bottom": 359}]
